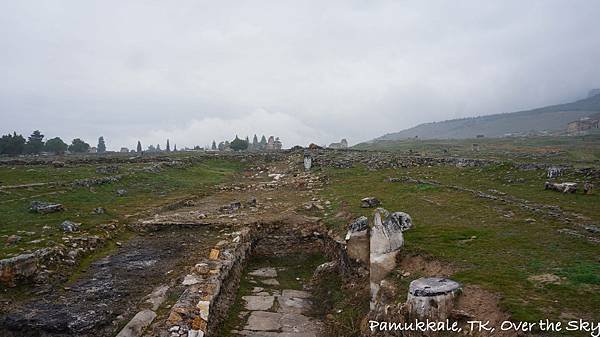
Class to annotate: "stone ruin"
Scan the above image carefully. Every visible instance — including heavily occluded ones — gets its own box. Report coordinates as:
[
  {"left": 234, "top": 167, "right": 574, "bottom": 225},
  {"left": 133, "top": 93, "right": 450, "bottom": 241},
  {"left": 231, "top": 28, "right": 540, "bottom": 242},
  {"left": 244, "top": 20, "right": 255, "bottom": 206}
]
[
  {"left": 328, "top": 138, "right": 348, "bottom": 149},
  {"left": 545, "top": 181, "right": 577, "bottom": 193},
  {"left": 303, "top": 153, "right": 312, "bottom": 171},
  {"left": 547, "top": 166, "right": 563, "bottom": 179},
  {"left": 370, "top": 208, "right": 413, "bottom": 310},
  {"left": 345, "top": 207, "right": 463, "bottom": 321}
]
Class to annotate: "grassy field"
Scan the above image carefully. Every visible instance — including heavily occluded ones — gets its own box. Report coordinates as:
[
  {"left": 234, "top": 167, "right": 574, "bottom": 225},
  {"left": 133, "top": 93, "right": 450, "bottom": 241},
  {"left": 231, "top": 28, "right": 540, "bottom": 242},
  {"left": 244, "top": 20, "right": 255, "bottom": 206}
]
[
  {"left": 0, "top": 157, "right": 244, "bottom": 258},
  {"left": 320, "top": 164, "right": 600, "bottom": 324},
  {"left": 353, "top": 134, "right": 600, "bottom": 165}
]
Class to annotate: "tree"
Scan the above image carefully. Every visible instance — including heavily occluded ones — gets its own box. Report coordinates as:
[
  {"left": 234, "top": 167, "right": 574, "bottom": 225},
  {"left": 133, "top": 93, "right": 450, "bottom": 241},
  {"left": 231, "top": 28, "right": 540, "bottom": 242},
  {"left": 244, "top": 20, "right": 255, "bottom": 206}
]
[
  {"left": 136, "top": 141, "right": 142, "bottom": 153},
  {"left": 230, "top": 135, "right": 249, "bottom": 151},
  {"left": 147, "top": 144, "right": 156, "bottom": 152},
  {"left": 0, "top": 132, "right": 26, "bottom": 156},
  {"left": 217, "top": 141, "right": 225, "bottom": 151},
  {"left": 211, "top": 140, "right": 217, "bottom": 150},
  {"left": 173, "top": 144, "right": 177, "bottom": 152},
  {"left": 259, "top": 135, "right": 267, "bottom": 150},
  {"left": 252, "top": 135, "right": 258, "bottom": 151},
  {"left": 25, "top": 130, "right": 45, "bottom": 154},
  {"left": 44, "top": 137, "right": 68, "bottom": 154},
  {"left": 97, "top": 136, "right": 106, "bottom": 153},
  {"left": 156, "top": 144, "right": 161, "bottom": 151},
  {"left": 166, "top": 139, "right": 170, "bottom": 152},
  {"left": 68, "top": 138, "right": 90, "bottom": 153}
]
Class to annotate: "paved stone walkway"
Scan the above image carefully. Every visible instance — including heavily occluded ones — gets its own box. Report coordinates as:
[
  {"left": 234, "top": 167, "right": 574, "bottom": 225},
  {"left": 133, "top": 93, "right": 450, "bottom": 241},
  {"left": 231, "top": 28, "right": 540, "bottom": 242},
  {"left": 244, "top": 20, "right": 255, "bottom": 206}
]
[{"left": 231, "top": 267, "right": 324, "bottom": 337}]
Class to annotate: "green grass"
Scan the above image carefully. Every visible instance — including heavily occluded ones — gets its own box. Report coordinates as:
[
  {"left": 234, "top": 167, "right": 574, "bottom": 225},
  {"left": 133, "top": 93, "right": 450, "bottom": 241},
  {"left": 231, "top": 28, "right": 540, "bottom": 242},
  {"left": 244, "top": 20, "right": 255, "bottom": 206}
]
[
  {"left": 353, "top": 134, "right": 600, "bottom": 165},
  {"left": 320, "top": 165, "right": 600, "bottom": 323},
  {"left": 0, "top": 158, "right": 244, "bottom": 258}
]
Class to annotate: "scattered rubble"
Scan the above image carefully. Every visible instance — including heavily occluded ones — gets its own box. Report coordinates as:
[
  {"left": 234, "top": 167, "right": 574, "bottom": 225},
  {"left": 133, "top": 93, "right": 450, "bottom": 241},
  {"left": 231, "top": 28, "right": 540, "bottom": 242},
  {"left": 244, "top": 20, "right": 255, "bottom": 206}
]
[
  {"left": 544, "top": 181, "right": 577, "bottom": 193},
  {"left": 29, "top": 201, "right": 64, "bottom": 214},
  {"left": 59, "top": 220, "right": 81, "bottom": 232},
  {"left": 96, "top": 165, "right": 120, "bottom": 174},
  {"left": 360, "top": 197, "right": 380, "bottom": 208}
]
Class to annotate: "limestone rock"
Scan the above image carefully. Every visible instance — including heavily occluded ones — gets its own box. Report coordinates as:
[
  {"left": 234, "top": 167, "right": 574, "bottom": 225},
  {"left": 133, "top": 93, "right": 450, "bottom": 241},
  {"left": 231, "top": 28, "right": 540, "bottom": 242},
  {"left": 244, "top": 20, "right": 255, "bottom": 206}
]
[
  {"left": 29, "top": 201, "right": 64, "bottom": 214},
  {"left": 360, "top": 197, "right": 380, "bottom": 208},
  {"left": 115, "top": 309, "right": 157, "bottom": 337},
  {"left": 60, "top": 220, "right": 80, "bottom": 232},
  {"left": 370, "top": 209, "right": 412, "bottom": 255},
  {"left": 544, "top": 181, "right": 577, "bottom": 193},
  {"left": 407, "top": 277, "right": 462, "bottom": 320}
]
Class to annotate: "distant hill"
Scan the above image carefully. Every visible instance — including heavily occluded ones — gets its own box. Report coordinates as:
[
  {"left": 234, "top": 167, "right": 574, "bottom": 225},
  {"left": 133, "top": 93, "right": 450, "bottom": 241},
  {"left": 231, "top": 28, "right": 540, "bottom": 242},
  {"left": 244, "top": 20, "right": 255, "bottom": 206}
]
[{"left": 372, "top": 93, "right": 600, "bottom": 141}]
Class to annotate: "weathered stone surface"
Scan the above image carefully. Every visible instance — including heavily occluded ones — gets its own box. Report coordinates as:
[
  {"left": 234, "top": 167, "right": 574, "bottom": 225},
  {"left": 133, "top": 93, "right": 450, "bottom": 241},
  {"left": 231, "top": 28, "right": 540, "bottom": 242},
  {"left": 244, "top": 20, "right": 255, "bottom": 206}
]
[
  {"left": 303, "top": 154, "right": 312, "bottom": 171},
  {"left": 60, "top": 220, "right": 80, "bottom": 232},
  {"left": 407, "top": 277, "right": 462, "bottom": 320},
  {"left": 370, "top": 208, "right": 413, "bottom": 310},
  {"left": 5, "top": 235, "right": 21, "bottom": 246},
  {"left": 277, "top": 296, "right": 311, "bottom": 314},
  {"left": 281, "top": 290, "right": 311, "bottom": 299},
  {"left": 243, "top": 295, "right": 275, "bottom": 311},
  {"left": 116, "top": 189, "right": 128, "bottom": 196},
  {"left": 244, "top": 311, "right": 282, "bottom": 331},
  {"left": 584, "top": 182, "right": 594, "bottom": 194},
  {"left": 261, "top": 278, "right": 280, "bottom": 286},
  {"left": 547, "top": 167, "right": 563, "bottom": 179},
  {"left": 360, "top": 197, "right": 380, "bottom": 208},
  {"left": 96, "top": 165, "right": 120, "bottom": 174},
  {"left": 0, "top": 253, "right": 38, "bottom": 287},
  {"left": 347, "top": 216, "right": 368, "bottom": 232},
  {"left": 345, "top": 229, "right": 368, "bottom": 264},
  {"left": 370, "top": 209, "right": 412, "bottom": 255},
  {"left": 545, "top": 181, "right": 577, "bottom": 193},
  {"left": 144, "top": 285, "right": 169, "bottom": 311},
  {"left": 115, "top": 309, "right": 156, "bottom": 337},
  {"left": 29, "top": 201, "right": 64, "bottom": 214},
  {"left": 248, "top": 267, "right": 277, "bottom": 278}
]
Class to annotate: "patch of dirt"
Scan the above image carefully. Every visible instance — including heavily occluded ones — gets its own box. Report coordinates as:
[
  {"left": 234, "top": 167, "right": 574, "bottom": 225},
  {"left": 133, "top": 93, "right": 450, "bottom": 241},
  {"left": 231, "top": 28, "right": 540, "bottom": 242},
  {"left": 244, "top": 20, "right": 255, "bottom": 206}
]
[
  {"left": 397, "top": 253, "right": 459, "bottom": 277},
  {"left": 527, "top": 273, "right": 563, "bottom": 285},
  {"left": 455, "top": 285, "right": 515, "bottom": 337}
]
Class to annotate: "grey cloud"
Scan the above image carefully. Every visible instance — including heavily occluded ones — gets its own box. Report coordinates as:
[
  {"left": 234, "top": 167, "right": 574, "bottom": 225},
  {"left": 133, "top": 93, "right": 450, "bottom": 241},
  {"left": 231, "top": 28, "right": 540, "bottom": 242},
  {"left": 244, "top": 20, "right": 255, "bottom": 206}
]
[{"left": 1, "top": 0, "right": 599, "bottom": 149}]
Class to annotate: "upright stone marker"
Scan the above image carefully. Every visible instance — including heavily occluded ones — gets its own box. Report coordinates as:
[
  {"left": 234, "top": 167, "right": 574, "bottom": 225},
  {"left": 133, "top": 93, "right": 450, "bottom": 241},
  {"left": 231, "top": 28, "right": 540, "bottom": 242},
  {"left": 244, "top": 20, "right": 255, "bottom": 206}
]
[
  {"left": 369, "top": 208, "right": 413, "bottom": 310},
  {"left": 303, "top": 153, "right": 312, "bottom": 171}
]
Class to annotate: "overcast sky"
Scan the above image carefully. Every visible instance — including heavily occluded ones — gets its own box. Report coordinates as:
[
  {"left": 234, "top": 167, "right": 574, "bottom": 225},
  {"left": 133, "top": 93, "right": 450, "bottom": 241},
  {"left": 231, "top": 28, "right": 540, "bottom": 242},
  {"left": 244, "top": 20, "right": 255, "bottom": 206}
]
[{"left": 1, "top": 1, "right": 599, "bottom": 150}]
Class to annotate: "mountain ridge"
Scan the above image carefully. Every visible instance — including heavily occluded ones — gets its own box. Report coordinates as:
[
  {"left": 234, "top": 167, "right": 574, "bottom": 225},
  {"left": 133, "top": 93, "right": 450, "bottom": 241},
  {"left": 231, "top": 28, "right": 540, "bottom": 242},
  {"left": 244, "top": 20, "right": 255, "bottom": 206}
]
[{"left": 372, "top": 94, "right": 600, "bottom": 141}]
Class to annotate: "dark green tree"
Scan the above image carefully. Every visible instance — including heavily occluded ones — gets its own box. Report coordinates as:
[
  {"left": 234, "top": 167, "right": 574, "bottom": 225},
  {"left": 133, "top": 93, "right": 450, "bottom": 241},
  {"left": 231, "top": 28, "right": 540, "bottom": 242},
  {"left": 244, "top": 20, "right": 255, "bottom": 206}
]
[
  {"left": 136, "top": 141, "right": 142, "bottom": 153},
  {"left": 68, "top": 138, "right": 90, "bottom": 153},
  {"left": 230, "top": 136, "right": 249, "bottom": 151},
  {"left": 259, "top": 135, "right": 267, "bottom": 149},
  {"left": 44, "top": 137, "right": 68, "bottom": 154},
  {"left": 0, "top": 132, "right": 26, "bottom": 155},
  {"left": 25, "top": 130, "right": 45, "bottom": 154},
  {"left": 211, "top": 140, "right": 217, "bottom": 150},
  {"left": 147, "top": 144, "right": 156, "bottom": 152},
  {"left": 97, "top": 136, "right": 106, "bottom": 153},
  {"left": 166, "top": 139, "right": 170, "bottom": 152}
]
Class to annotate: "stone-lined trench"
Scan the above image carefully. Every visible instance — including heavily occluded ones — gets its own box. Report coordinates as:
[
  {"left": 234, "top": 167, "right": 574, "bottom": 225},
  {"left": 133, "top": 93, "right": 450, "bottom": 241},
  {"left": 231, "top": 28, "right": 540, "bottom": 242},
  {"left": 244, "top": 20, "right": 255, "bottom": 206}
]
[{"left": 219, "top": 253, "right": 327, "bottom": 337}]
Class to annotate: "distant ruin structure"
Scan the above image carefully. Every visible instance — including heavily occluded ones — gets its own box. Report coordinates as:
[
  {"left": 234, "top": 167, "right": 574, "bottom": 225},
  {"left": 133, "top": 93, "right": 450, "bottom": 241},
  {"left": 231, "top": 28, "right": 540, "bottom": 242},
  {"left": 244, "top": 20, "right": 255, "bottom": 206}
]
[
  {"left": 328, "top": 138, "right": 348, "bottom": 149},
  {"left": 567, "top": 117, "right": 599, "bottom": 135}
]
